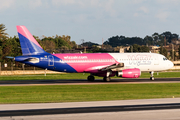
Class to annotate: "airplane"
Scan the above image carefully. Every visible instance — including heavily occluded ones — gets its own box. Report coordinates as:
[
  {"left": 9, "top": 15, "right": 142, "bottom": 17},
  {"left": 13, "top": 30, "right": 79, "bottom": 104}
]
[{"left": 7, "top": 25, "right": 174, "bottom": 81}]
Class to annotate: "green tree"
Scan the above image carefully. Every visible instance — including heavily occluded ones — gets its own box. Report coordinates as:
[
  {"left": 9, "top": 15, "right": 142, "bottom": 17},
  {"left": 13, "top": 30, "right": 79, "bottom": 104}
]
[
  {"left": 127, "top": 44, "right": 149, "bottom": 52},
  {"left": 178, "top": 45, "right": 180, "bottom": 59},
  {"left": 71, "top": 41, "right": 77, "bottom": 49},
  {"left": 152, "top": 32, "right": 159, "bottom": 45},
  {"left": 141, "top": 45, "right": 149, "bottom": 52},
  {"left": 0, "top": 24, "right": 8, "bottom": 38},
  {"left": 159, "top": 46, "right": 167, "bottom": 57},
  {"left": 132, "top": 44, "right": 139, "bottom": 52},
  {"left": 40, "top": 40, "right": 56, "bottom": 51},
  {"left": 144, "top": 36, "right": 154, "bottom": 46},
  {"left": 41, "top": 35, "right": 77, "bottom": 51},
  {"left": 1, "top": 36, "right": 21, "bottom": 63},
  {"left": 161, "top": 32, "right": 178, "bottom": 44},
  {"left": 81, "top": 41, "right": 99, "bottom": 47}
]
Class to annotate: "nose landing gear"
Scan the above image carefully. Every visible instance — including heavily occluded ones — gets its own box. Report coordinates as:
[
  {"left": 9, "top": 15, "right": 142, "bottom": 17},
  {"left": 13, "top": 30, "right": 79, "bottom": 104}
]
[{"left": 150, "top": 71, "right": 154, "bottom": 81}]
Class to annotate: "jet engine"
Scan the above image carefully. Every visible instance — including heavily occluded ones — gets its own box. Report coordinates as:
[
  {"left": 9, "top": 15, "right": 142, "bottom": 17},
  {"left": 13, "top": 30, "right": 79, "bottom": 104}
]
[{"left": 116, "top": 68, "right": 141, "bottom": 78}]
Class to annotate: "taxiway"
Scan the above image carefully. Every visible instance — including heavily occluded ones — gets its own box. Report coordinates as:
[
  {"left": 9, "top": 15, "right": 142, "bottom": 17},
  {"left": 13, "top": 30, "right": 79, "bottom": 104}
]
[{"left": 1, "top": 98, "right": 180, "bottom": 119}]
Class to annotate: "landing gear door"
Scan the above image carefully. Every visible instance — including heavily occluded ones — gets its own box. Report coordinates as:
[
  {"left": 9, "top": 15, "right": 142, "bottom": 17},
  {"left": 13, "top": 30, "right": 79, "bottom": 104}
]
[
  {"left": 48, "top": 55, "right": 54, "bottom": 66},
  {"left": 154, "top": 55, "right": 159, "bottom": 65}
]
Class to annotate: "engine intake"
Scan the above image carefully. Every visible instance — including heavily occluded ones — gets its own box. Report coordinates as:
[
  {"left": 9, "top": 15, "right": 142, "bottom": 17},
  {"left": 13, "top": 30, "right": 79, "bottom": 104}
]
[{"left": 116, "top": 68, "right": 141, "bottom": 78}]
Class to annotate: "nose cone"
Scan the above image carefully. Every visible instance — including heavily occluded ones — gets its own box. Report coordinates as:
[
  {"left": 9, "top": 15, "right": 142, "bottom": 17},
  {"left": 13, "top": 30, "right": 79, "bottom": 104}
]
[{"left": 168, "top": 61, "right": 174, "bottom": 69}]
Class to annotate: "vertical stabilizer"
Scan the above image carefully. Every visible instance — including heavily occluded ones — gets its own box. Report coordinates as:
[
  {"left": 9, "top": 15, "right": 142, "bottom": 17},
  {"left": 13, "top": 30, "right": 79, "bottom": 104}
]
[{"left": 17, "top": 25, "right": 47, "bottom": 55}]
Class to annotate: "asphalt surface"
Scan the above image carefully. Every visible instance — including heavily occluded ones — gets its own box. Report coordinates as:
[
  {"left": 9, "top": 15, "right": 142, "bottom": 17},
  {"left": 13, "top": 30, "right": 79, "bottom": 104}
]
[
  {"left": 1, "top": 103, "right": 180, "bottom": 117},
  {"left": 1, "top": 98, "right": 180, "bottom": 117},
  {"left": 0, "top": 78, "right": 180, "bottom": 86},
  {"left": 3, "top": 109, "right": 180, "bottom": 120}
]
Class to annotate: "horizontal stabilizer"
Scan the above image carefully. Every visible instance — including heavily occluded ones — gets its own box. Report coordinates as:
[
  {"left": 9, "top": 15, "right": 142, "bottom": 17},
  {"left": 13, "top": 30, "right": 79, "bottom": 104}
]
[
  {"left": 15, "top": 56, "right": 39, "bottom": 63},
  {"left": 5, "top": 56, "right": 15, "bottom": 59}
]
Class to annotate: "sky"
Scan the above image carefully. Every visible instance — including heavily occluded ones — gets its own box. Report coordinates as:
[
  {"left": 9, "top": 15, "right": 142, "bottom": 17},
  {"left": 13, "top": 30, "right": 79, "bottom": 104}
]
[{"left": 1, "top": 0, "right": 180, "bottom": 44}]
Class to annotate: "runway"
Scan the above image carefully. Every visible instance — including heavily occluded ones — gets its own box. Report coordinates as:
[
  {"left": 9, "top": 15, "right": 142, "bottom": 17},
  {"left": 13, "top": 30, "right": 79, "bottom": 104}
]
[
  {"left": 1, "top": 98, "right": 180, "bottom": 119},
  {"left": 0, "top": 78, "right": 180, "bottom": 86}
]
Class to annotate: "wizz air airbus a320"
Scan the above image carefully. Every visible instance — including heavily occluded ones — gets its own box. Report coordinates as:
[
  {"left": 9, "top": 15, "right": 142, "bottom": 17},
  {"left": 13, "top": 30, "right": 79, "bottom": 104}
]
[{"left": 8, "top": 26, "right": 174, "bottom": 81}]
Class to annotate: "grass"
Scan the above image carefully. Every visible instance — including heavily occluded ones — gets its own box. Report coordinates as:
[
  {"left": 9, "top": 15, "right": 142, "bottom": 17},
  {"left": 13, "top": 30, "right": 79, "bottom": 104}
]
[
  {"left": 0, "top": 71, "right": 180, "bottom": 104},
  {"left": 0, "top": 83, "right": 180, "bottom": 104},
  {"left": 0, "top": 71, "right": 180, "bottom": 81},
  {"left": 0, "top": 73, "right": 90, "bottom": 81},
  {"left": 139, "top": 72, "right": 180, "bottom": 78}
]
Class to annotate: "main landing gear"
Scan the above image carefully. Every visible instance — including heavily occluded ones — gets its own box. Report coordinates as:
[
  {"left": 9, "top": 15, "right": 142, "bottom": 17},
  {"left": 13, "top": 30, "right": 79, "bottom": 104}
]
[
  {"left": 87, "top": 75, "right": 95, "bottom": 81},
  {"left": 150, "top": 71, "right": 154, "bottom": 81},
  {"left": 87, "top": 75, "right": 111, "bottom": 82},
  {"left": 103, "top": 77, "right": 111, "bottom": 82}
]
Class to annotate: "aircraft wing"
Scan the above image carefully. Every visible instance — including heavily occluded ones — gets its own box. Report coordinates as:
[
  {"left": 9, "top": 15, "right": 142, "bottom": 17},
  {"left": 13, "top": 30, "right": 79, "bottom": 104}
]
[
  {"left": 84, "top": 62, "right": 124, "bottom": 73},
  {"left": 100, "top": 63, "right": 124, "bottom": 71}
]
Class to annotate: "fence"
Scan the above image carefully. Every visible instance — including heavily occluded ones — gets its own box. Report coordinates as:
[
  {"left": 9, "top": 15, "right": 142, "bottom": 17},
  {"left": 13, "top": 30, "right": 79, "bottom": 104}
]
[
  {"left": 0, "top": 62, "right": 61, "bottom": 75},
  {"left": 172, "top": 61, "right": 180, "bottom": 70},
  {"left": 0, "top": 62, "right": 44, "bottom": 71}
]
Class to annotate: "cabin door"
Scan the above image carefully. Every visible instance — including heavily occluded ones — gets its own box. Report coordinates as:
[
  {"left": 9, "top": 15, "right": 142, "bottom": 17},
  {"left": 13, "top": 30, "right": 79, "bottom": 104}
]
[
  {"left": 48, "top": 55, "right": 54, "bottom": 66},
  {"left": 154, "top": 55, "right": 159, "bottom": 65}
]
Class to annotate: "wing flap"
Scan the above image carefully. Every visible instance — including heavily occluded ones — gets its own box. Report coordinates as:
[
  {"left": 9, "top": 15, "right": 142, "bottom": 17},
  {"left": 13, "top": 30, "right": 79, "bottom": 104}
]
[
  {"left": 84, "top": 62, "right": 124, "bottom": 73},
  {"left": 100, "top": 63, "right": 124, "bottom": 71}
]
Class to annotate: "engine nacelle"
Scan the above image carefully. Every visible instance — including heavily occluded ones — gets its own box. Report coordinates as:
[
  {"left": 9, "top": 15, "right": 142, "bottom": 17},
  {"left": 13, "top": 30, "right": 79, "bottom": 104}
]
[{"left": 116, "top": 68, "right": 141, "bottom": 78}]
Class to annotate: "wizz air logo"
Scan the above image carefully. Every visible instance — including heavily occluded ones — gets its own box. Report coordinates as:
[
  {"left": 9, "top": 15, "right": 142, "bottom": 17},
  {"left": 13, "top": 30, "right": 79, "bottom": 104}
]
[
  {"left": 64, "top": 56, "right": 88, "bottom": 59},
  {"left": 128, "top": 55, "right": 152, "bottom": 66}
]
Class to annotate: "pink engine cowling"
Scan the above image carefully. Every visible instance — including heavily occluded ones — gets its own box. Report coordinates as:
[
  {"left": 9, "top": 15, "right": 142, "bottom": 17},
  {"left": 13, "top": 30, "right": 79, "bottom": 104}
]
[{"left": 116, "top": 68, "right": 141, "bottom": 78}]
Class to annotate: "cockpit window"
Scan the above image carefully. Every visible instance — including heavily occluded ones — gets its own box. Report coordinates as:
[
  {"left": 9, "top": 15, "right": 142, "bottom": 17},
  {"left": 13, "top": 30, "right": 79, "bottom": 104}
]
[{"left": 163, "top": 57, "right": 168, "bottom": 60}]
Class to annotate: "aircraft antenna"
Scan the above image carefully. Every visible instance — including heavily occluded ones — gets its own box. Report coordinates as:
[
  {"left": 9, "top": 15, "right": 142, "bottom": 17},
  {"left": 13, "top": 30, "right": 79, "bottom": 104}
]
[{"left": 102, "top": 38, "right": 104, "bottom": 49}]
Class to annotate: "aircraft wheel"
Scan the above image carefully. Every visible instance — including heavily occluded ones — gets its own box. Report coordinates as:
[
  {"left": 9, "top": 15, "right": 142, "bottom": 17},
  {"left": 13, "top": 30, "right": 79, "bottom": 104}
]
[
  {"left": 87, "top": 75, "right": 95, "bottom": 81},
  {"left": 150, "top": 71, "right": 154, "bottom": 81},
  {"left": 150, "top": 77, "right": 155, "bottom": 81},
  {"left": 103, "top": 77, "right": 111, "bottom": 82}
]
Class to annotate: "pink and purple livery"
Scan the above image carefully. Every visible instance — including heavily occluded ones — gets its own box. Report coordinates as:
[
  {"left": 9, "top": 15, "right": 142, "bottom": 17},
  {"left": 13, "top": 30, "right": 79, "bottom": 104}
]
[{"left": 11, "top": 26, "right": 174, "bottom": 81}]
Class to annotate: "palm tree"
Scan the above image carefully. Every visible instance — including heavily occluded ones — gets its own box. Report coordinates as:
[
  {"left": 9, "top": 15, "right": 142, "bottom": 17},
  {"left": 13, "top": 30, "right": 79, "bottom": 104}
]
[{"left": 0, "top": 24, "right": 8, "bottom": 38}]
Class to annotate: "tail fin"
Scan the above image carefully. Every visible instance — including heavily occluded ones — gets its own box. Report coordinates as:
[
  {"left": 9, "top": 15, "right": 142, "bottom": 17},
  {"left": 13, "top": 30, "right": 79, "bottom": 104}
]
[{"left": 17, "top": 25, "right": 47, "bottom": 55}]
